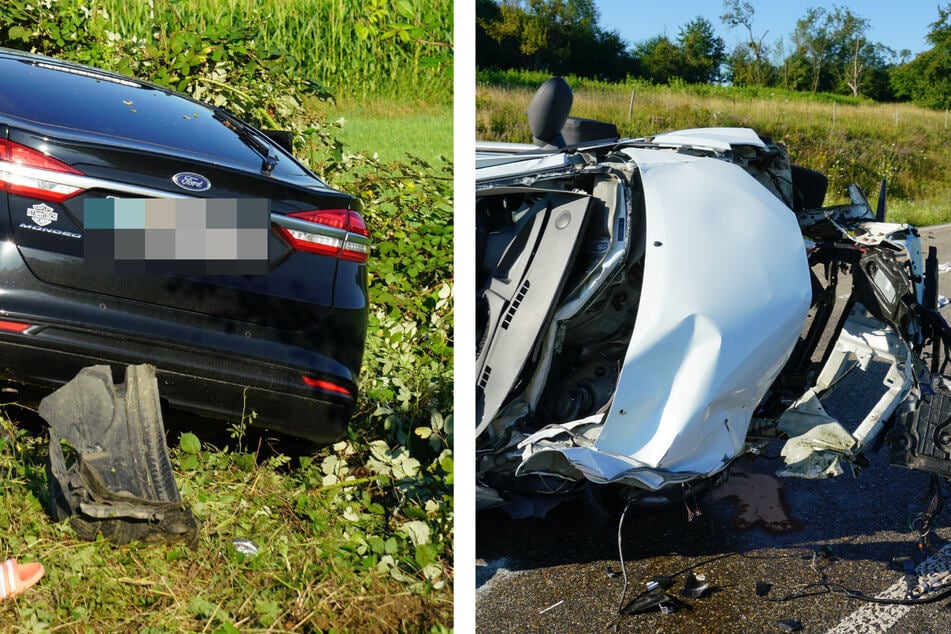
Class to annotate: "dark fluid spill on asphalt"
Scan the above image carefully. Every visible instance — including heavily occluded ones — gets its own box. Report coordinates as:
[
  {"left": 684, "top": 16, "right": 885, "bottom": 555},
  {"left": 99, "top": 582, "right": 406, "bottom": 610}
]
[{"left": 710, "top": 470, "right": 804, "bottom": 534}]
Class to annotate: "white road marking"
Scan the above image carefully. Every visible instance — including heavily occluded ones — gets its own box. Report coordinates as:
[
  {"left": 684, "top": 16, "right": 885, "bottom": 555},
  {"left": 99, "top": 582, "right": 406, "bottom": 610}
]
[{"left": 826, "top": 542, "right": 951, "bottom": 634}]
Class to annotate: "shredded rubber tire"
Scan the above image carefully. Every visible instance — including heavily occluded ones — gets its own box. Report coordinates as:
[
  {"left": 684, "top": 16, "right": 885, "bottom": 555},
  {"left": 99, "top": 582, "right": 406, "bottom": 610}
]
[{"left": 40, "top": 364, "right": 199, "bottom": 546}]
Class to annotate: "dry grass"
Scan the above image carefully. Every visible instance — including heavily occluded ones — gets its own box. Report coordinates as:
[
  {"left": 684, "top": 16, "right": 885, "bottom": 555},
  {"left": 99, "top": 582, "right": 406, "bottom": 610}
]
[{"left": 477, "top": 78, "right": 951, "bottom": 225}]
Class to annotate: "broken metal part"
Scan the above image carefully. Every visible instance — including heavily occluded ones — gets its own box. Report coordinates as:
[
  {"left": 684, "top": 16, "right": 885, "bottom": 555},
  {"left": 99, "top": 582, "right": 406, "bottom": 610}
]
[
  {"left": 777, "top": 302, "right": 923, "bottom": 478},
  {"left": 910, "top": 570, "right": 951, "bottom": 598},
  {"left": 41, "top": 364, "right": 199, "bottom": 545},
  {"left": 853, "top": 246, "right": 916, "bottom": 332},
  {"left": 778, "top": 419, "right": 857, "bottom": 479}
]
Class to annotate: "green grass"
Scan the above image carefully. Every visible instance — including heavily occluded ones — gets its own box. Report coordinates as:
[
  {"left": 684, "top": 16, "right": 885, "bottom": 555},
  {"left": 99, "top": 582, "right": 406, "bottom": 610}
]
[
  {"left": 332, "top": 103, "right": 453, "bottom": 163},
  {"left": 0, "top": 415, "right": 452, "bottom": 631},
  {"left": 477, "top": 70, "right": 951, "bottom": 225}
]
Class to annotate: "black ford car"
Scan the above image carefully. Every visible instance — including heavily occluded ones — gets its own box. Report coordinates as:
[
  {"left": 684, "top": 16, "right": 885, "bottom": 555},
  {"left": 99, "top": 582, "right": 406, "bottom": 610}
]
[{"left": 0, "top": 48, "right": 369, "bottom": 443}]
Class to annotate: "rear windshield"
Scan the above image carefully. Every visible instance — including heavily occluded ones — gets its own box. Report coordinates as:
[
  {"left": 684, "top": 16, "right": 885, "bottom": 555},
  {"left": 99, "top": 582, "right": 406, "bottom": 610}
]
[{"left": 0, "top": 55, "right": 316, "bottom": 182}]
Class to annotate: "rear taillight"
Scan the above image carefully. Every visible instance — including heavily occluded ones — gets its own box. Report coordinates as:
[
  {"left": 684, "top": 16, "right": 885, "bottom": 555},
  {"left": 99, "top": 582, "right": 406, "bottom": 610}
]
[
  {"left": 0, "top": 139, "right": 85, "bottom": 203},
  {"left": 302, "top": 375, "right": 354, "bottom": 397},
  {"left": 0, "top": 320, "right": 30, "bottom": 333},
  {"left": 278, "top": 209, "right": 370, "bottom": 263}
]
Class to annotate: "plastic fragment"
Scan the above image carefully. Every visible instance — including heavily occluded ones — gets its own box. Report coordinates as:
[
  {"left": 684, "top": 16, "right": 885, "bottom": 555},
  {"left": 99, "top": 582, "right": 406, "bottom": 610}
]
[
  {"left": 231, "top": 538, "right": 259, "bottom": 556},
  {"left": 538, "top": 599, "right": 564, "bottom": 614},
  {"left": 777, "top": 619, "right": 802, "bottom": 632},
  {"left": 652, "top": 575, "right": 673, "bottom": 589},
  {"left": 41, "top": 364, "right": 199, "bottom": 545},
  {"left": 680, "top": 571, "right": 710, "bottom": 599},
  {"left": 621, "top": 589, "right": 682, "bottom": 615}
]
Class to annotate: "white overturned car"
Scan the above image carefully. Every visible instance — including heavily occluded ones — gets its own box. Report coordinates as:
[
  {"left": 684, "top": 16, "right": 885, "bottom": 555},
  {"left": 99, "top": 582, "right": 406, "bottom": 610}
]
[{"left": 476, "top": 78, "right": 948, "bottom": 513}]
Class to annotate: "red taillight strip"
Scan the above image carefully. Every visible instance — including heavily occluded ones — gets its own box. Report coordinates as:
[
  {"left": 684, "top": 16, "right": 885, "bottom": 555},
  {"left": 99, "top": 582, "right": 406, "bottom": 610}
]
[
  {"left": 276, "top": 209, "right": 371, "bottom": 263},
  {"left": 0, "top": 139, "right": 85, "bottom": 203},
  {"left": 0, "top": 320, "right": 30, "bottom": 333},
  {"left": 302, "top": 375, "right": 353, "bottom": 397}
]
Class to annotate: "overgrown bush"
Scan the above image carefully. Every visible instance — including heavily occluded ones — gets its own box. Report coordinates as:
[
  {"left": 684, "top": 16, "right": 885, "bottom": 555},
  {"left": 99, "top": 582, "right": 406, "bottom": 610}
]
[
  {"left": 1, "top": 0, "right": 452, "bottom": 103},
  {"left": 0, "top": 0, "right": 454, "bottom": 625}
]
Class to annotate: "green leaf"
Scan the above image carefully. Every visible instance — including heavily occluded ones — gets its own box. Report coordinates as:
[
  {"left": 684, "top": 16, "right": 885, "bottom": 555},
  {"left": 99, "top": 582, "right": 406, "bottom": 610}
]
[
  {"left": 396, "top": 0, "right": 415, "bottom": 19},
  {"left": 189, "top": 596, "right": 218, "bottom": 619},
  {"left": 438, "top": 454, "right": 453, "bottom": 474},
  {"left": 414, "top": 542, "right": 438, "bottom": 568},
  {"left": 400, "top": 520, "right": 430, "bottom": 547},
  {"left": 179, "top": 432, "right": 201, "bottom": 454},
  {"left": 414, "top": 427, "right": 433, "bottom": 439}
]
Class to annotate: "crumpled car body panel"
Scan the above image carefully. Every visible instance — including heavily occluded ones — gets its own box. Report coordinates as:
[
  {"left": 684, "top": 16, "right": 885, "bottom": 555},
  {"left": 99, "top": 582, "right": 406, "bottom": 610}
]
[
  {"left": 569, "top": 154, "right": 810, "bottom": 484},
  {"left": 477, "top": 87, "right": 948, "bottom": 513},
  {"left": 504, "top": 150, "right": 811, "bottom": 489}
]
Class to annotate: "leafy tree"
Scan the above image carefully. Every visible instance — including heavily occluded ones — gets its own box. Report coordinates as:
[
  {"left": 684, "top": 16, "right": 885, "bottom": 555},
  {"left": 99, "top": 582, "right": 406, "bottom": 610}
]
[
  {"left": 477, "top": 0, "right": 521, "bottom": 69},
  {"left": 479, "top": 0, "right": 535, "bottom": 66},
  {"left": 677, "top": 17, "right": 726, "bottom": 83},
  {"left": 476, "top": 0, "right": 635, "bottom": 79},
  {"left": 793, "top": 6, "right": 837, "bottom": 94},
  {"left": 634, "top": 35, "right": 686, "bottom": 84},
  {"left": 633, "top": 16, "right": 724, "bottom": 85},
  {"left": 563, "top": 27, "right": 637, "bottom": 81},
  {"left": 833, "top": 7, "right": 870, "bottom": 96},
  {"left": 773, "top": 37, "right": 793, "bottom": 90},
  {"left": 721, "top": 0, "right": 772, "bottom": 86},
  {"left": 856, "top": 43, "right": 896, "bottom": 101},
  {"left": 784, "top": 5, "right": 891, "bottom": 98},
  {"left": 821, "top": 6, "right": 892, "bottom": 99},
  {"left": 891, "top": 3, "right": 951, "bottom": 108}
]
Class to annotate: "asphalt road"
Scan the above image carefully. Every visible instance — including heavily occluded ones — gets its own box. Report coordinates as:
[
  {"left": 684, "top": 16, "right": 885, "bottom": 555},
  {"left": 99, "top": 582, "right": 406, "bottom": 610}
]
[{"left": 475, "top": 224, "right": 951, "bottom": 634}]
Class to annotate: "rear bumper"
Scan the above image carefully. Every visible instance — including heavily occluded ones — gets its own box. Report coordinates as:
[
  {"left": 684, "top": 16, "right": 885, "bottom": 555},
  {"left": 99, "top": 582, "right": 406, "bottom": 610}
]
[{"left": 0, "top": 327, "right": 356, "bottom": 444}]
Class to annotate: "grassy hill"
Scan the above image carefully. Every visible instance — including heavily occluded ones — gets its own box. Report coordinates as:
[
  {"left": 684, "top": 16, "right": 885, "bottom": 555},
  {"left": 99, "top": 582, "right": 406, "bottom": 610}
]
[{"left": 477, "top": 70, "right": 951, "bottom": 227}]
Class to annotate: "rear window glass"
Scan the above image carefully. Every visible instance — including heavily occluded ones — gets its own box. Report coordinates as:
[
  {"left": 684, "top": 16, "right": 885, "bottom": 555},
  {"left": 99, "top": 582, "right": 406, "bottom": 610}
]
[{"left": 0, "top": 56, "right": 314, "bottom": 181}]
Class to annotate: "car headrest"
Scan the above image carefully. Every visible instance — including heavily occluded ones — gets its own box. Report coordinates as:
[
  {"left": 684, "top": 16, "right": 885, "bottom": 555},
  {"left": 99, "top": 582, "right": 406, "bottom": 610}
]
[{"left": 527, "top": 77, "right": 573, "bottom": 149}]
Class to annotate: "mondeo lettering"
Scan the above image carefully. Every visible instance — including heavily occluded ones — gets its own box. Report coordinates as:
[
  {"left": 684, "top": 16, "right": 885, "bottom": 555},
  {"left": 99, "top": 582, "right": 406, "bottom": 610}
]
[{"left": 18, "top": 223, "right": 80, "bottom": 239}]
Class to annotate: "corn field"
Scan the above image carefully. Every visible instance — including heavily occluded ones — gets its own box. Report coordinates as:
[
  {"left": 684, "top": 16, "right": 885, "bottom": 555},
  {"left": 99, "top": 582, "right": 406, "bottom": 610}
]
[{"left": 95, "top": 0, "right": 453, "bottom": 102}]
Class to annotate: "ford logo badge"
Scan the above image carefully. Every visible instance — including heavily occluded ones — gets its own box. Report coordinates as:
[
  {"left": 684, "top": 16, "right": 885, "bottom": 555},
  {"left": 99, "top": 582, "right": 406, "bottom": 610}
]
[{"left": 172, "top": 172, "right": 211, "bottom": 192}]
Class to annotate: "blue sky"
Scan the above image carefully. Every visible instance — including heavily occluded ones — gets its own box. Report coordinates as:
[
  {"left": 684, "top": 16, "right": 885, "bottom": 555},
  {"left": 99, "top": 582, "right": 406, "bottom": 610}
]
[{"left": 595, "top": 1, "right": 941, "bottom": 59}]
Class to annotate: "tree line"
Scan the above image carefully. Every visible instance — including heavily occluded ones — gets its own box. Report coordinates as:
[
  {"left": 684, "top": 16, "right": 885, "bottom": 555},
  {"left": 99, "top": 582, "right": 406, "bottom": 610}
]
[{"left": 476, "top": 0, "right": 951, "bottom": 107}]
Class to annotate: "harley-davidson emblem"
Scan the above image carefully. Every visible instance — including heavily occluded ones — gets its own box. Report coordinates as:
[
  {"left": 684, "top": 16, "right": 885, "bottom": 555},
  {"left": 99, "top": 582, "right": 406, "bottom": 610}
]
[
  {"left": 172, "top": 172, "right": 211, "bottom": 192},
  {"left": 26, "top": 203, "right": 57, "bottom": 227}
]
